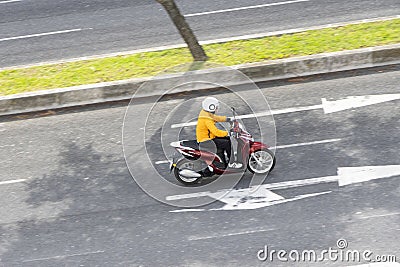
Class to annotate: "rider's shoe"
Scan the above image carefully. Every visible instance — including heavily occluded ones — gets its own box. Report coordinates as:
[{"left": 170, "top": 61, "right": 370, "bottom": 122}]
[
  {"left": 228, "top": 162, "right": 243, "bottom": 169},
  {"left": 198, "top": 167, "right": 214, "bottom": 177}
]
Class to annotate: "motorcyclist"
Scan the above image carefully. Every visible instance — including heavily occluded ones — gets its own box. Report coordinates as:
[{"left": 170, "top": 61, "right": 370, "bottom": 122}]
[{"left": 196, "top": 97, "right": 242, "bottom": 169}]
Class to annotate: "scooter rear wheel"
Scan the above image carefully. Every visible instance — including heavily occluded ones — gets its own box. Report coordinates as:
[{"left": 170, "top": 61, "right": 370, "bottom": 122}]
[
  {"left": 174, "top": 158, "right": 203, "bottom": 185},
  {"left": 248, "top": 149, "right": 276, "bottom": 174}
]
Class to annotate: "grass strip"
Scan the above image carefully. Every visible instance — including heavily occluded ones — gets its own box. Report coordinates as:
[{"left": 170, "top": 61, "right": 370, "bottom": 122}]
[{"left": 1, "top": 19, "right": 400, "bottom": 96}]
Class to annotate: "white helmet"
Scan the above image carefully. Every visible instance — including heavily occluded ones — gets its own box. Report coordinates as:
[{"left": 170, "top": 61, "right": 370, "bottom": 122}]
[{"left": 202, "top": 97, "right": 219, "bottom": 112}]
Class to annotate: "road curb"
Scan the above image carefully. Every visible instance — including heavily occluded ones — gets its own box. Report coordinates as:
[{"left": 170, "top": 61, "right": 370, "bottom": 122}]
[{"left": 1, "top": 43, "right": 399, "bottom": 116}]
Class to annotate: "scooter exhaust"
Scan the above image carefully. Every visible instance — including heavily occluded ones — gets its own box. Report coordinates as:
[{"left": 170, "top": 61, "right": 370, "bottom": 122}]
[{"left": 179, "top": 169, "right": 202, "bottom": 178}]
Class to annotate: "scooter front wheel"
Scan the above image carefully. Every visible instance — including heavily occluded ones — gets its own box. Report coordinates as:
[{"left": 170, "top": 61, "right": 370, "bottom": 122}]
[
  {"left": 248, "top": 149, "right": 276, "bottom": 174},
  {"left": 174, "top": 158, "right": 203, "bottom": 185}
]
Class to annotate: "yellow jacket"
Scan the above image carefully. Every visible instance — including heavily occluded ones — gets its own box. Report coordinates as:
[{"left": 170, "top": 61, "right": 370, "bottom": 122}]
[{"left": 196, "top": 109, "right": 228, "bottom": 142}]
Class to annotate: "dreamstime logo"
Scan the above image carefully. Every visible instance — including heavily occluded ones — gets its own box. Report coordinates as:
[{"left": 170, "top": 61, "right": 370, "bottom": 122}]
[
  {"left": 336, "top": 238, "right": 348, "bottom": 249},
  {"left": 257, "top": 238, "right": 397, "bottom": 263},
  {"left": 122, "top": 63, "right": 276, "bottom": 208}
]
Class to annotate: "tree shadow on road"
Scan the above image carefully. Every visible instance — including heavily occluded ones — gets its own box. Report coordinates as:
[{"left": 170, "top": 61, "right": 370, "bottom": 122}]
[
  {"left": 26, "top": 142, "right": 136, "bottom": 209},
  {"left": 0, "top": 141, "right": 161, "bottom": 266}
]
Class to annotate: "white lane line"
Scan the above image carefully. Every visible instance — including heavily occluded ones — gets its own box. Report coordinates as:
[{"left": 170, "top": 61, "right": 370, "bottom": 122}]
[
  {"left": 171, "top": 121, "right": 195, "bottom": 128},
  {"left": 22, "top": 250, "right": 105, "bottom": 263},
  {"left": 188, "top": 228, "right": 274, "bottom": 241},
  {"left": 170, "top": 104, "right": 322, "bottom": 128},
  {"left": 167, "top": 191, "right": 211, "bottom": 201},
  {"left": 0, "top": 28, "right": 92, "bottom": 42},
  {"left": 0, "top": 144, "right": 15, "bottom": 148},
  {"left": 358, "top": 212, "right": 400, "bottom": 220},
  {"left": 0, "top": 179, "right": 27, "bottom": 185},
  {"left": 185, "top": 0, "right": 309, "bottom": 17},
  {"left": 272, "top": 138, "right": 341, "bottom": 149},
  {"left": 155, "top": 160, "right": 170, "bottom": 165},
  {"left": 155, "top": 138, "right": 342, "bottom": 165},
  {"left": 0, "top": 0, "right": 21, "bottom": 3}
]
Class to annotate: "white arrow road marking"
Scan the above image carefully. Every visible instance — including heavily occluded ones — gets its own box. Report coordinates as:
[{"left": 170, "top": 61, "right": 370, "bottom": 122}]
[
  {"left": 168, "top": 165, "right": 400, "bottom": 200},
  {"left": 213, "top": 191, "right": 331, "bottom": 211},
  {"left": 270, "top": 104, "right": 323, "bottom": 116},
  {"left": 171, "top": 93, "right": 400, "bottom": 128},
  {"left": 264, "top": 175, "right": 339, "bottom": 190},
  {"left": 184, "top": 0, "right": 309, "bottom": 17},
  {"left": 207, "top": 186, "right": 284, "bottom": 210},
  {"left": 337, "top": 165, "right": 400, "bottom": 186},
  {"left": 165, "top": 175, "right": 337, "bottom": 201},
  {"left": 170, "top": 191, "right": 331, "bottom": 212},
  {"left": 322, "top": 93, "right": 400, "bottom": 114},
  {"left": 167, "top": 165, "right": 400, "bottom": 211}
]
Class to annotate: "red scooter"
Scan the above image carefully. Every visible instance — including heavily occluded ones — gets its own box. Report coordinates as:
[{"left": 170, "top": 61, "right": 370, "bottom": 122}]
[{"left": 170, "top": 108, "right": 276, "bottom": 185}]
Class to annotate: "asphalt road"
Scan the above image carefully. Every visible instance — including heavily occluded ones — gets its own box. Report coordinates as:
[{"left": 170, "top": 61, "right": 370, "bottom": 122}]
[
  {"left": 0, "top": 65, "right": 399, "bottom": 266},
  {"left": 1, "top": 0, "right": 399, "bottom": 67}
]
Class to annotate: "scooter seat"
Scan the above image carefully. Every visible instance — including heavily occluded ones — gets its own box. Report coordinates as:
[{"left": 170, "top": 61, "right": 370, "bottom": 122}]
[{"left": 181, "top": 140, "right": 199, "bottom": 150}]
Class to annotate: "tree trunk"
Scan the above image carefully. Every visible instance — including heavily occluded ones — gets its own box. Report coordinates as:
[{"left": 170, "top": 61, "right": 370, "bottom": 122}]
[{"left": 156, "top": 0, "right": 208, "bottom": 62}]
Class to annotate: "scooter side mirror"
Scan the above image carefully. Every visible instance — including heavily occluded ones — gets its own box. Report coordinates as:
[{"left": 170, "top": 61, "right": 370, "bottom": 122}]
[{"left": 231, "top": 107, "right": 236, "bottom": 118}]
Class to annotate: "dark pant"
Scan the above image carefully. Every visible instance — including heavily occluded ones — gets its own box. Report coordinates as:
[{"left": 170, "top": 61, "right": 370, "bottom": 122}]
[{"left": 199, "top": 137, "right": 232, "bottom": 165}]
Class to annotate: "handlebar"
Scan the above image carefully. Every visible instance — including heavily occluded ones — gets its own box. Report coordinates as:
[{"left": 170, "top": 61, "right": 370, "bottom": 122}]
[
  {"left": 229, "top": 119, "right": 241, "bottom": 133},
  {"left": 230, "top": 107, "right": 236, "bottom": 120}
]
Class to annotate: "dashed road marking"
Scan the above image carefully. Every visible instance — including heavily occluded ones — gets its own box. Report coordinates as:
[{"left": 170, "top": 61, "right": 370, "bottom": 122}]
[
  {"left": 0, "top": 28, "right": 92, "bottom": 42},
  {"left": 185, "top": 0, "right": 309, "bottom": 17}
]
